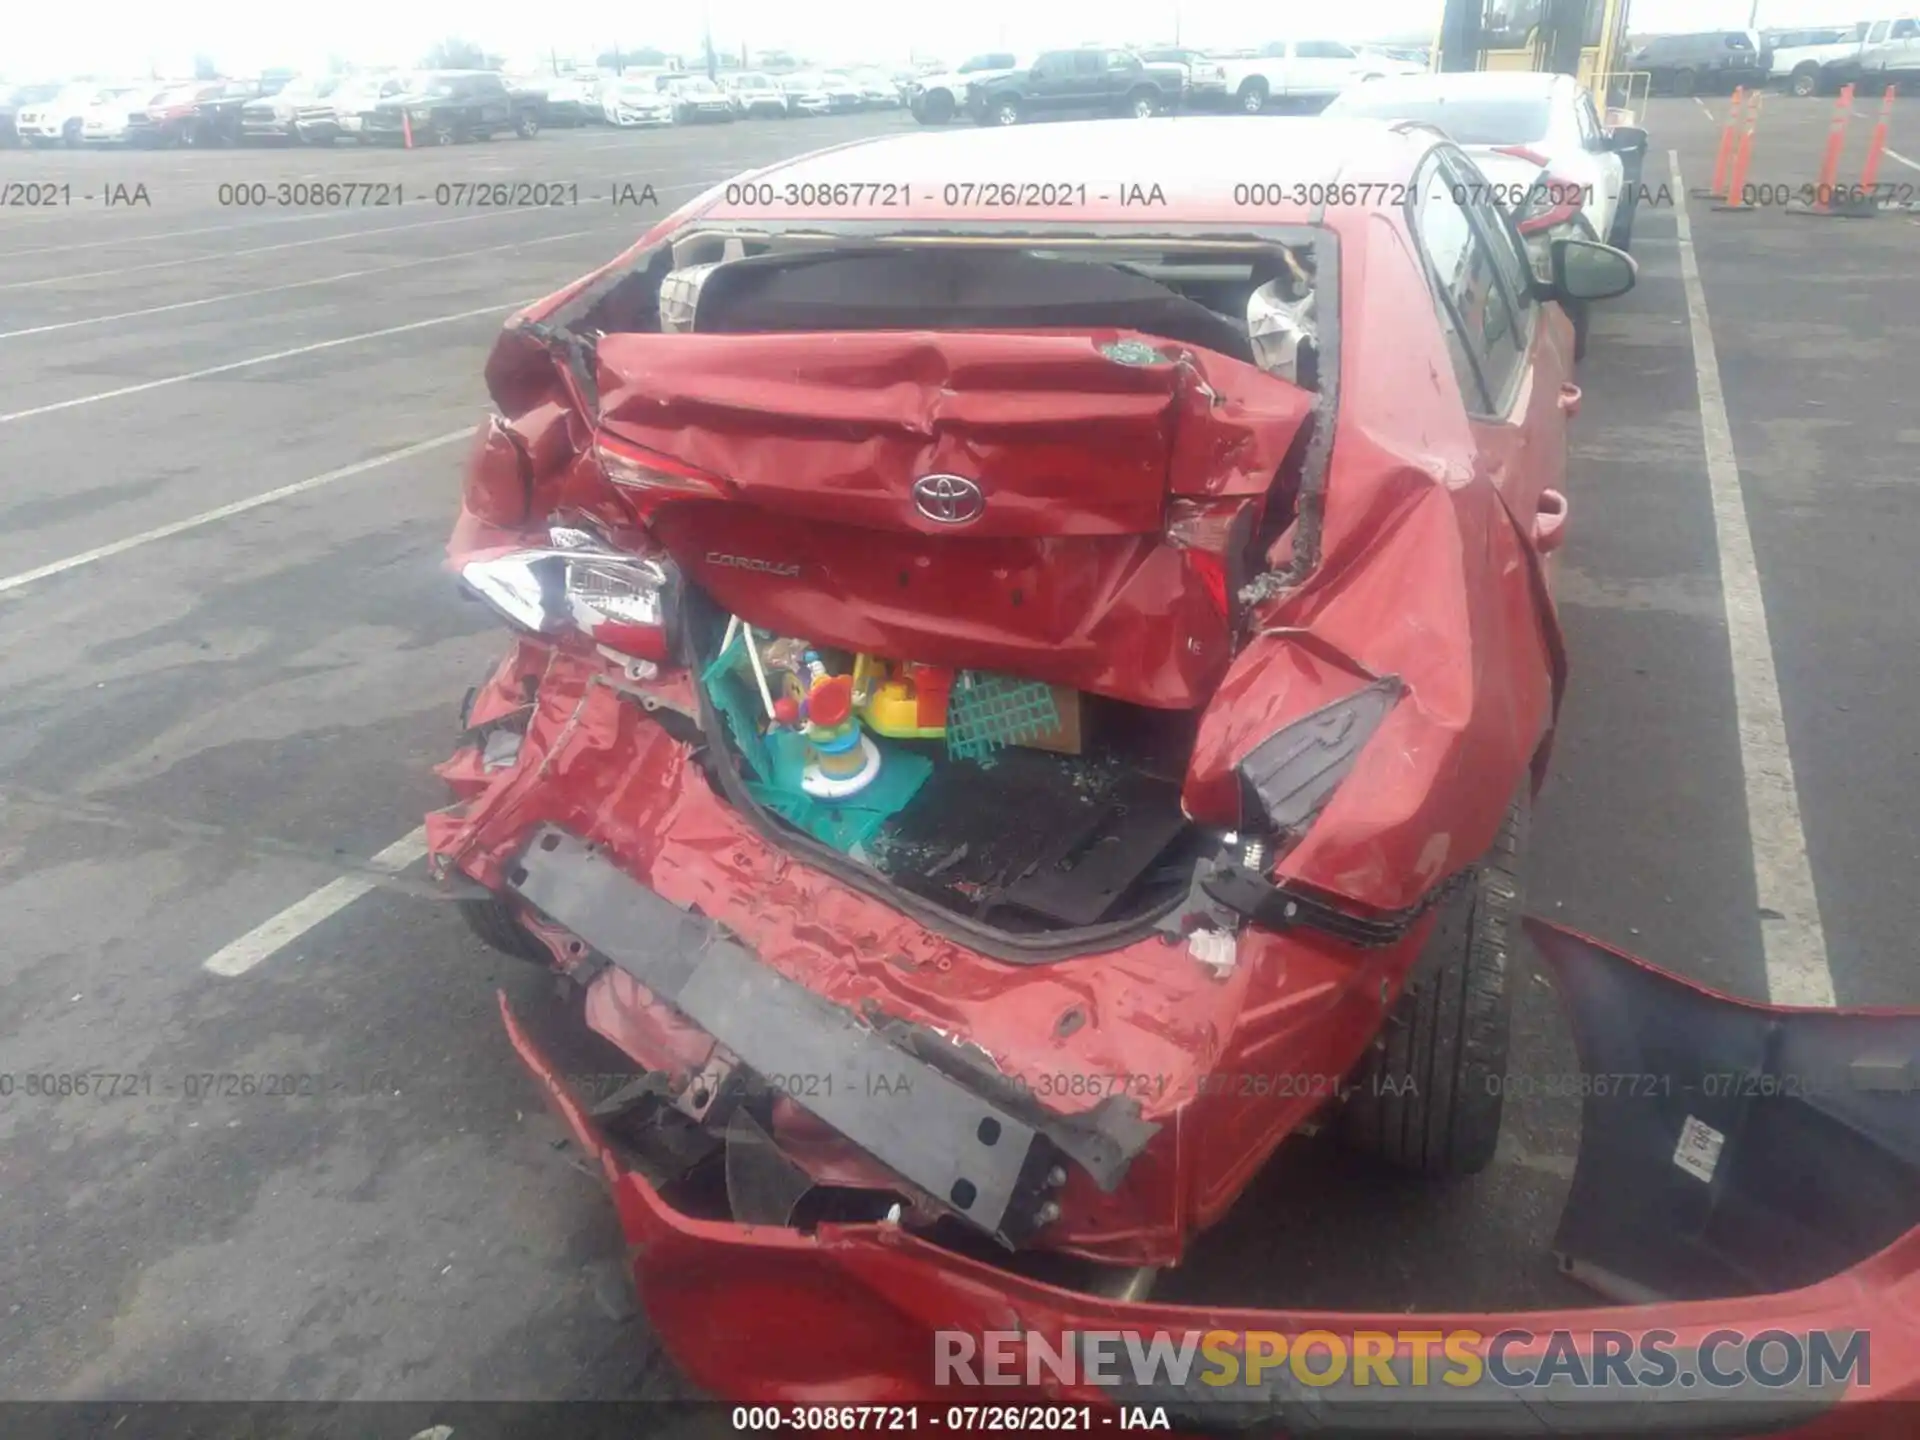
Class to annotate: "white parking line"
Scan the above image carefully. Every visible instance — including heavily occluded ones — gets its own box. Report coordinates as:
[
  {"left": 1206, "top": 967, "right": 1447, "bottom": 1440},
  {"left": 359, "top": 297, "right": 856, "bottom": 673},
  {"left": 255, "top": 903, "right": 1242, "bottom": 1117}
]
[
  {"left": 1, "top": 206, "right": 432, "bottom": 259},
  {"left": 0, "top": 207, "right": 554, "bottom": 291},
  {"left": 0, "top": 303, "right": 518, "bottom": 424},
  {"left": 0, "top": 180, "right": 712, "bottom": 291},
  {"left": 0, "top": 229, "right": 607, "bottom": 341},
  {"left": 0, "top": 429, "right": 470, "bottom": 594},
  {"left": 1885, "top": 147, "right": 1919, "bottom": 173},
  {"left": 1670, "top": 151, "right": 1835, "bottom": 1008},
  {"left": 1695, "top": 98, "right": 1715, "bottom": 121},
  {"left": 203, "top": 826, "right": 430, "bottom": 976}
]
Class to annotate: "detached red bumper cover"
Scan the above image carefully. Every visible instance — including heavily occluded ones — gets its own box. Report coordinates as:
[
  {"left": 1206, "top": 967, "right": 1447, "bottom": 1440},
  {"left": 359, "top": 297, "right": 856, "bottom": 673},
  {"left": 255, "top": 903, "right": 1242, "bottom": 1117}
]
[{"left": 502, "top": 921, "right": 1920, "bottom": 1436}]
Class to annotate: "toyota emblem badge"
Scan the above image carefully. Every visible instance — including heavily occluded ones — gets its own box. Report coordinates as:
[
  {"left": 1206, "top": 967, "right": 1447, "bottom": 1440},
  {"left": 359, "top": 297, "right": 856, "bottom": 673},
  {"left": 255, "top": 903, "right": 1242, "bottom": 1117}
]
[{"left": 911, "top": 473, "right": 985, "bottom": 525}]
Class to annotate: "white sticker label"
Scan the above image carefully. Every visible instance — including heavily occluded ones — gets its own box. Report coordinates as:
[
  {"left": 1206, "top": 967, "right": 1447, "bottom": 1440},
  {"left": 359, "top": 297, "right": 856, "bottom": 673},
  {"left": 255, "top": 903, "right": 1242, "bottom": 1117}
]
[{"left": 1673, "top": 1114, "right": 1726, "bottom": 1183}]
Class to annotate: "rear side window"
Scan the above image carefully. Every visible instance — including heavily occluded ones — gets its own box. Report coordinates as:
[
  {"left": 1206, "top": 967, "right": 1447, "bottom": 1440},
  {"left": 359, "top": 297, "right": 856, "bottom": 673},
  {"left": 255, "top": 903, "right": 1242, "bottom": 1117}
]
[
  {"left": 1411, "top": 156, "right": 1531, "bottom": 414},
  {"left": 1297, "top": 41, "right": 1357, "bottom": 59},
  {"left": 1725, "top": 33, "right": 1754, "bottom": 49}
]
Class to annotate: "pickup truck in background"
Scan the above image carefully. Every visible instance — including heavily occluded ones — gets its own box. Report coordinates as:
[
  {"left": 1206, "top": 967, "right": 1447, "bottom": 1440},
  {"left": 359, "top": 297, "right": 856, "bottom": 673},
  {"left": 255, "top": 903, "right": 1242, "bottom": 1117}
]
[
  {"left": 1818, "top": 16, "right": 1920, "bottom": 92},
  {"left": 1764, "top": 24, "right": 1866, "bottom": 95},
  {"left": 1220, "top": 39, "right": 1424, "bottom": 115},
  {"left": 965, "top": 48, "right": 1186, "bottom": 125}
]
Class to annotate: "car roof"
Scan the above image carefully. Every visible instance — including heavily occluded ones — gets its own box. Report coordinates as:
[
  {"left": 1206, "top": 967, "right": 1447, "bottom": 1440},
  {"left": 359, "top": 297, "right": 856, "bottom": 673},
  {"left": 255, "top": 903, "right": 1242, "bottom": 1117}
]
[
  {"left": 702, "top": 116, "right": 1441, "bottom": 224},
  {"left": 1336, "top": 70, "right": 1568, "bottom": 98}
]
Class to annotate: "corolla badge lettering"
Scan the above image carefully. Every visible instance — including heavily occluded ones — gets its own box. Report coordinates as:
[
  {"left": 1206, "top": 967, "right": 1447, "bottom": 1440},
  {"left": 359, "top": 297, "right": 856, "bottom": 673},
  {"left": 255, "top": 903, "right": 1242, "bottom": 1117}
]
[{"left": 912, "top": 474, "right": 985, "bottom": 524}]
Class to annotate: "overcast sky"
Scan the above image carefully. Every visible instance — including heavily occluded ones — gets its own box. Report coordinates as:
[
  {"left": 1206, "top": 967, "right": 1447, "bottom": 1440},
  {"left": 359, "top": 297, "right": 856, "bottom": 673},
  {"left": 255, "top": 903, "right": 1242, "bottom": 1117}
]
[{"left": 3, "top": 0, "right": 1884, "bottom": 81}]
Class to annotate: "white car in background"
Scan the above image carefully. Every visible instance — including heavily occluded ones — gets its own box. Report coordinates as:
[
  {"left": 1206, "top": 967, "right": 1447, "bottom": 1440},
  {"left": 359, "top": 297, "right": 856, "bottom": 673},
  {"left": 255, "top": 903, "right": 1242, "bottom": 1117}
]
[
  {"left": 296, "top": 74, "right": 402, "bottom": 143},
  {"left": 81, "top": 84, "right": 171, "bottom": 143},
  {"left": 780, "top": 74, "right": 834, "bottom": 116},
  {"left": 725, "top": 72, "right": 790, "bottom": 116},
  {"left": 17, "top": 82, "right": 134, "bottom": 146},
  {"left": 1222, "top": 38, "right": 1424, "bottom": 113},
  {"left": 907, "top": 51, "right": 1021, "bottom": 123},
  {"left": 603, "top": 77, "right": 676, "bottom": 127},
  {"left": 1323, "top": 69, "right": 1649, "bottom": 358},
  {"left": 845, "top": 67, "right": 903, "bottom": 107},
  {"left": 1137, "top": 48, "right": 1231, "bottom": 105}
]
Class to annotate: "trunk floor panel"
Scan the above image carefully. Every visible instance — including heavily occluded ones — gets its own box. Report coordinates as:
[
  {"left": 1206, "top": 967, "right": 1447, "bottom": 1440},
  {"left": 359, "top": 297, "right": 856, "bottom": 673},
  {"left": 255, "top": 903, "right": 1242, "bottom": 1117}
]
[{"left": 864, "top": 748, "right": 1191, "bottom": 929}]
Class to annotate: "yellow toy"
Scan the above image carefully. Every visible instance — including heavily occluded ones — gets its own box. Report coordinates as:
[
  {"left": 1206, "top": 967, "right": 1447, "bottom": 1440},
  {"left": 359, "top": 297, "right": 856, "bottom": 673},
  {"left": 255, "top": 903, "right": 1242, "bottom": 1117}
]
[{"left": 853, "top": 655, "right": 954, "bottom": 740}]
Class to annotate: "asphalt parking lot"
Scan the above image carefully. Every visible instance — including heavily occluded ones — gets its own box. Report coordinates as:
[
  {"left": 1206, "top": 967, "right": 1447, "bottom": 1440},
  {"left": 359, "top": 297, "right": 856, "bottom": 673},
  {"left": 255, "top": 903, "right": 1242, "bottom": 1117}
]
[{"left": 2, "top": 96, "right": 1917, "bottom": 1406}]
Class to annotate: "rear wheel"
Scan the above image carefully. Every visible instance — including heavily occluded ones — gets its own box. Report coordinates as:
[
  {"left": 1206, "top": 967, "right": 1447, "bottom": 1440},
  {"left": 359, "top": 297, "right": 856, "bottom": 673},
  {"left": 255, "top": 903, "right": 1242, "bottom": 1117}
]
[
  {"left": 515, "top": 113, "right": 539, "bottom": 137},
  {"left": 1128, "top": 88, "right": 1159, "bottom": 119},
  {"left": 1238, "top": 77, "right": 1269, "bottom": 113},
  {"left": 1339, "top": 799, "right": 1525, "bottom": 1178},
  {"left": 991, "top": 96, "right": 1021, "bottom": 126},
  {"left": 920, "top": 90, "right": 954, "bottom": 124},
  {"left": 1790, "top": 65, "right": 1821, "bottom": 97}
]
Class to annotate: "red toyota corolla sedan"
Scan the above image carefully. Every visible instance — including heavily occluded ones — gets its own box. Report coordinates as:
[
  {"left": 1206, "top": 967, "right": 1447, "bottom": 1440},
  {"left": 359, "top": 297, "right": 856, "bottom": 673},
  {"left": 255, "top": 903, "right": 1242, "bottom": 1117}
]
[{"left": 427, "top": 118, "right": 1919, "bottom": 1430}]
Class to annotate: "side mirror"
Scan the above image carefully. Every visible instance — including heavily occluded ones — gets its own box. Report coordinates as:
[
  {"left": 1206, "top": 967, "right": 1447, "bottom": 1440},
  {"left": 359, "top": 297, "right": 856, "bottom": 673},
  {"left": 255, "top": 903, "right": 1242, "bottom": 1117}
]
[
  {"left": 1551, "top": 237, "right": 1638, "bottom": 302},
  {"left": 1606, "top": 125, "right": 1649, "bottom": 155}
]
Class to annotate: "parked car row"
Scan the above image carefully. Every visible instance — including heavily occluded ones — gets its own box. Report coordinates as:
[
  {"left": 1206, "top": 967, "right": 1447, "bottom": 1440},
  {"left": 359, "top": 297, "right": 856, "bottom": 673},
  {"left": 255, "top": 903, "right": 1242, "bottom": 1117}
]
[
  {"left": 1, "top": 71, "right": 546, "bottom": 146},
  {"left": 1625, "top": 17, "right": 1919, "bottom": 97},
  {"left": 579, "top": 65, "right": 913, "bottom": 127},
  {"left": 907, "top": 39, "right": 1425, "bottom": 125}
]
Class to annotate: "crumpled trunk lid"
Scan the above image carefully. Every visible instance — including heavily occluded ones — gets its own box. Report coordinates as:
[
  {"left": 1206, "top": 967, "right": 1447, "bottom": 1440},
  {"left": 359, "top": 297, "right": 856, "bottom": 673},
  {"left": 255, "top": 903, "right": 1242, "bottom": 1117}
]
[{"left": 593, "top": 328, "right": 1314, "bottom": 708}]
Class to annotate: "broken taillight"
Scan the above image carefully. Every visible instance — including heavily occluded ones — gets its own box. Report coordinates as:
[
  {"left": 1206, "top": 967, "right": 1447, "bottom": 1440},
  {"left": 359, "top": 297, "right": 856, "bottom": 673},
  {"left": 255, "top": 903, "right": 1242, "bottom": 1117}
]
[
  {"left": 1164, "top": 496, "right": 1256, "bottom": 621},
  {"left": 460, "top": 539, "right": 679, "bottom": 664},
  {"left": 594, "top": 431, "right": 733, "bottom": 521}
]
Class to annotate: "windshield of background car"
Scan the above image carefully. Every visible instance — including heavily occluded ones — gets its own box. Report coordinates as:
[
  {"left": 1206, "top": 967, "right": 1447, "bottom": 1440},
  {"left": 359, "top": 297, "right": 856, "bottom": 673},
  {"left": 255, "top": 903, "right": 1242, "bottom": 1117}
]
[
  {"left": 13, "top": 83, "right": 64, "bottom": 104},
  {"left": 680, "top": 79, "right": 723, "bottom": 95},
  {"left": 959, "top": 53, "right": 1017, "bottom": 72},
  {"left": 1326, "top": 92, "right": 1552, "bottom": 145}
]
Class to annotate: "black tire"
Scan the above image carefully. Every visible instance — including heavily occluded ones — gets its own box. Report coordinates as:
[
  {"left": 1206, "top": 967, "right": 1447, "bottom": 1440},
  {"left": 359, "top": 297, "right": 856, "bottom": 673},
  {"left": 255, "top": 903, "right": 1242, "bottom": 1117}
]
[
  {"left": 63, "top": 118, "right": 83, "bottom": 148},
  {"left": 434, "top": 125, "right": 457, "bottom": 145},
  {"left": 920, "top": 89, "right": 954, "bottom": 124},
  {"left": 1128, "top": 87, "right": 1159, "bottom": 119},
  {"left": 1790, "top": 65, "right": 1820, "bottom": 97},
  {"left": 1339, "top": 800, "right": 1525, "bottom": 1178},
  {"left": 458, "top": 893, "right": 550, "bottom": 964},
  {"left": 515, "top": 114, "right": 539, "bottom": 137},
  {"left": 1238, "top": 78, "right": 1269, "bottom": 113},
  {"left": 990, "top": 97, "right": 1021, "bottom": 126}
]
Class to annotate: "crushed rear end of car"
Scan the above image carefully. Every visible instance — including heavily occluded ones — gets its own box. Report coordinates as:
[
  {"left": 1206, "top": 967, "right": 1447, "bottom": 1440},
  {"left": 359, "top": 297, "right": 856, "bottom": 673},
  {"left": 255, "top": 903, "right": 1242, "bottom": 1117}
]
[
  {"left": 500, "top": 921, "right": 1920, "bottom": 1432},
  {"left": 422, "top": 160, "right": 1693, "bottom": 1409}
]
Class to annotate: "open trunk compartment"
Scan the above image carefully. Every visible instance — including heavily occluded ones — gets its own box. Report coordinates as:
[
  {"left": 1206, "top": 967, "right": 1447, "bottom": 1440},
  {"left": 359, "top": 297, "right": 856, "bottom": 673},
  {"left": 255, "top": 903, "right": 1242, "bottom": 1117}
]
[{"left": 689, "top": 599, "right": 1209, "bottom": 936}]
